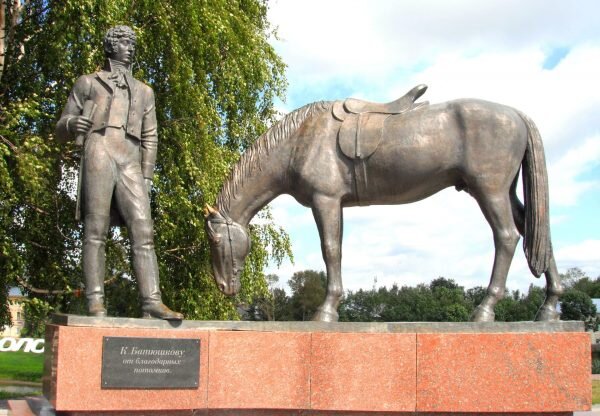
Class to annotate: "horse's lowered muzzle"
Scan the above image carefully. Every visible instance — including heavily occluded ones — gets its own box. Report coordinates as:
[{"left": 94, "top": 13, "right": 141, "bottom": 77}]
[{"left": 218, "top": 280, "right": 241, "bottom": 296}]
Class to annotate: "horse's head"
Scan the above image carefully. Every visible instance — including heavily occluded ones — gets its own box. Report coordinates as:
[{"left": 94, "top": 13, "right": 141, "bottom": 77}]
[{"left": 204, "top": 205, "right": 251, "bottom": 296}]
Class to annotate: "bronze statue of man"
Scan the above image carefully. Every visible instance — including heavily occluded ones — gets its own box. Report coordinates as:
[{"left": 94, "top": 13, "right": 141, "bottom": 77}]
[{"left": 56, "top": 25, "right": 182, "bottom": 320}]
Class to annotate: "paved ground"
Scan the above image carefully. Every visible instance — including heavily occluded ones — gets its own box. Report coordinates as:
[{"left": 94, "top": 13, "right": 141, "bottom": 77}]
[
  {"left": 1, "top": 396, "right": 599, "bottom": 415},
  {"left": 576, "top": 405, "right": 600, "bottom": 415}
]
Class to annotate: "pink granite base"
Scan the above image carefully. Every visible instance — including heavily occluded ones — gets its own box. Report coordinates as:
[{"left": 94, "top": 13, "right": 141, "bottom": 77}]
[
  {"left": 207, "top": 331, "right": 311, "bottom": 409},
  {"left": 310, "top": 332, "right": 416, "bottom": 411},
  {"left": 44, "top": 325, "right": 209, "bottom": 412},
  {"left": 417, "top": 332, "right": 591, "bottom": 412},
  {"left": 43, "top": 318, "right": 590, "bottom": 415}
]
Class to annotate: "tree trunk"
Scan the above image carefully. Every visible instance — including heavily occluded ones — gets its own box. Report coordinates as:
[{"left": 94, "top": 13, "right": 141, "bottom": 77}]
[
  {"left": 0, "top": 0, "right": 25, "bottom": 82},
  {"left": 0, "top": 1, "right": 6, "bottom": 81}
]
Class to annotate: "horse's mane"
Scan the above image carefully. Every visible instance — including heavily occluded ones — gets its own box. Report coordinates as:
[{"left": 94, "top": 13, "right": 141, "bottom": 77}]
[{"left": 216, "top": 101, "right": 333, "bottom": 212}]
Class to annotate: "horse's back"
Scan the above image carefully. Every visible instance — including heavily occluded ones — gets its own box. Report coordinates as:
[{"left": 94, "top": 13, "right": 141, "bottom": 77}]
[{"left": 287, "top": 98, "right": 529, "bottom": 207}]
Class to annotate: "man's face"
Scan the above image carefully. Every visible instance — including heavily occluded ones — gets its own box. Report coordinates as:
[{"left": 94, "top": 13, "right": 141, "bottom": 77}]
[{"left": 110, "top": 37, "right": 135, "bottom": 64}]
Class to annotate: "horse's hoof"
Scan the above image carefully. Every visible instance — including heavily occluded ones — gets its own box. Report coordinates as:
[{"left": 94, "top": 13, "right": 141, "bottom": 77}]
[
  {"left": 535, "top": 305, "right": 560, "bottom": 321},
  {"left": 312, "top": 307, "right": 339, "bottom": 322},
  {"left": 470, "top": 305, "right": 495, "bottom": 322}
]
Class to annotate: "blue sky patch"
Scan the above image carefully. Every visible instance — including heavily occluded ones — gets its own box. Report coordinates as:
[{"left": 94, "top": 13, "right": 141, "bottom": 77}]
[{"left": 543, "top": 46, "right": 570, "bottom": 70}]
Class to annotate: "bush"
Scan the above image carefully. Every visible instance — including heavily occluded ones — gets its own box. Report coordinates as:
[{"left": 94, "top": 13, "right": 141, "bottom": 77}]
[
  {"left": 593, "top": 358, "right": 600, "bottom": 374},
  {"left": 560, "top": 289, "right": 599, "bottom": 331},
  {"left": 21, "top": 298, "right": 53, "bottom": 338}
]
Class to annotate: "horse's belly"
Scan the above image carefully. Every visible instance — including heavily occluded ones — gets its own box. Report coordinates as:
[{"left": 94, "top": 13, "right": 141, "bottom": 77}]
[
  {"left": 355, "top": 167, "right": 458, "bottom": 205},
  {"left": 352, "top": 120, "right": 462, "bottom": 205}
]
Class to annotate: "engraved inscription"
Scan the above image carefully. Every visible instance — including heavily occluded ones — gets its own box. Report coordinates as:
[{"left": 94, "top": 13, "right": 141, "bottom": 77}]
[{"left": 102, "top": 337, "right": 200, "bottom": 389}]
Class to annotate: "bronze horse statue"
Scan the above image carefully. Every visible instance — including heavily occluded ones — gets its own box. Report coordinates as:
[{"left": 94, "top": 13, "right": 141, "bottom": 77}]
[{"left": 204, "top": 85, "right": 563, "bottom": 322}]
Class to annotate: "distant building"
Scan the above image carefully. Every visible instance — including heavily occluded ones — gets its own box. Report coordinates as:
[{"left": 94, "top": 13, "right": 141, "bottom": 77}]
[{"left": 1, "top": 287, "right": 25, "bottom": 337}]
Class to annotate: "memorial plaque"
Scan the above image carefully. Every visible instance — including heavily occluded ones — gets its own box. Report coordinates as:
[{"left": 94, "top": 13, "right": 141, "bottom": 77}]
[{"left": 101, "top": 337, "right": 200, "bottom": 389}]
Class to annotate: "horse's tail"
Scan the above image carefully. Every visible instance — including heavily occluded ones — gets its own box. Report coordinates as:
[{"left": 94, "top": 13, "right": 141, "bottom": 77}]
[{"left": 517, "top": 110, "right": 551, "bottom": 277}]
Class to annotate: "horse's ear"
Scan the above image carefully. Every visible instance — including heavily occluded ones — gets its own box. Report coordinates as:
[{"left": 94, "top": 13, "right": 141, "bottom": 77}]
[
  {"left": 205, "top": 219, "right": 221, "bottom": 244},
  {"left": 204, "top": 204, "right": 220, "bottom": 219}
]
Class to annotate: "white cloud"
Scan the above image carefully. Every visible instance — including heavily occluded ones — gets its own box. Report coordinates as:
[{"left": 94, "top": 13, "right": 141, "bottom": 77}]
[
  {"left": 340, "top": 191, "right": 495, "bottom": 290},
  {"left": 548, "top": 136, "right": 600, "bottom": 206},
  {"left": 405, "top": 45, "right": 600, "bottom": 149},
  {"left": 556, "top": 240, "right": 600, "bottom": 278},
  {"left": 269, "top": 0, "right": 600, "bottom": 86}
]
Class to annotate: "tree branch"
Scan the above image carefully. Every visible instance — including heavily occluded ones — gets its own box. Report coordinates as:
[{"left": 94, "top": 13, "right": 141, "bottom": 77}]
[
  {"left": 16, "top": 275, "right": 65, "bottom": 295},
  {"left": 0, "top": 134, "right": 18, "bottom": 153},
  {"left": 25, "top": 202, "right": 49, "bottom": 215},
  {"left": 164, "top": 245, "right": 199, "bottom": 253},
  {"left": 163, "top": 251, "right": 184, "bottom": 261},
  {"left": 27, "top": 239, "right": 50, "bottom": 250},
  {"left": 16, "top": 272, "right": 125, "bottom": 296},
  {"left": 54, "top": 195, "right": 77, "bottom": 242}
]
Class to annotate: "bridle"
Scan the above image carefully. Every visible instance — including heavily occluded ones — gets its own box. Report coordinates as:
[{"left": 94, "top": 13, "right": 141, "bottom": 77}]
[{"left": 207, "top": 213, "right": 249, "bottom": 282}]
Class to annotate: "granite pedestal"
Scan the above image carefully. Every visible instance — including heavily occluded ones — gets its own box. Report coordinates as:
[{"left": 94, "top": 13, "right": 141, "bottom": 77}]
[{"left": 40, "top": 315, "right": 590, "bottom": 415}]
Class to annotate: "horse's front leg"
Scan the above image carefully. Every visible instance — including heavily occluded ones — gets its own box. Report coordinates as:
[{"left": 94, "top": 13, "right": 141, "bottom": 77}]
[{"left": 311, "top": 195, "right": 343, "bottom": 322}]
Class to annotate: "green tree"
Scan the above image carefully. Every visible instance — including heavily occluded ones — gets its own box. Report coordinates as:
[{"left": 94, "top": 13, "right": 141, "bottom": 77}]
[
  {"left": 340, "top": 278, "right": 472, "bottom": 323},
  {"left": 288, "top": 270, "right": 326, "bottom": 321},
  {"left": 465, "top": 286, "right": 486, "bottom": 309},
  {"left": 426, "top": 278, "right": 470, "bottom": 322},
  {"left": 386, "top": 285, "right": 430, "bottom": 321},
  {"left": 568, "top": 271, "right": 600, "bottom": 299},
  {"left": 560, "top": 267, "right": 589, "bottom": 290},
  {"left": 20, "top": 298, "right": 54, "bottom": 338},
  {"left": 560, "top": 289, "right": 599, "bottom": 330},
  {"left": 339, "top": 287, "right": 386, "bottom": 322},
  {"left": 0, "top": 0, "right": 289, "bottom": 327},
  {"left": 272, "top": 287, "right": 292, "bottom": 321},
  {"left": 521, "top": 285, "right": 545, "bottom": 318},
  {"left": 242, "top": 274, "right": 282, "bottom": 321},
  {"left": 495, "top": 295, "right": 523, "bottom": 321}
]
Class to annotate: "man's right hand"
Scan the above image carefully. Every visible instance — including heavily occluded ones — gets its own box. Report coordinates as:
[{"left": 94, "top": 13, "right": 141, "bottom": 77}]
[{"left": 69, "top": 116, "right": 93, "bottom": 136}]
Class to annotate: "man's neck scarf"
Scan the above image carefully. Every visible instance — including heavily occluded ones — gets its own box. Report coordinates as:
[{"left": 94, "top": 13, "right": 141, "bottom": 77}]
[{"left": 107, "top": 59, "right": 131, "bottom": 89}]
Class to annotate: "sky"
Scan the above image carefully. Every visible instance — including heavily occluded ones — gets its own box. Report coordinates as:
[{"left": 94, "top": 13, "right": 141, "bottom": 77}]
[{"left": 261, "top": 0, "right": 600, "bottom": 294}]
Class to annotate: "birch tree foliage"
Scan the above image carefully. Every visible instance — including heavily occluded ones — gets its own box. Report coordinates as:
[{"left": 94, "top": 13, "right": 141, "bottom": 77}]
[{"left": 0, "top": 0, "right": 290, "bottom": 325}]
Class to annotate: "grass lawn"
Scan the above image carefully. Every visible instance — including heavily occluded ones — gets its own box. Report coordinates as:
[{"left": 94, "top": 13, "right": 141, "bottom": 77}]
[
  {"left": 0, "top": 351, "right": 44, "bottom": 383},
  {"left": 593, "top": 380, "right": 600, "bottom": 405}
]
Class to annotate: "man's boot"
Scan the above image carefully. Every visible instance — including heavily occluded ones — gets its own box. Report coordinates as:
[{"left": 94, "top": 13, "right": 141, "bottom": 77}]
[
  {"left": 130, "top": 218, "right": 183, "bottom": 320},
  {"left": 83, "top": 214, "right": 110, "bottom": 317}
]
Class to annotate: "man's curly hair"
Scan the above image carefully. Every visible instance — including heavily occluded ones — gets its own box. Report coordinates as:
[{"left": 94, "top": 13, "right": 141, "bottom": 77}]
[{"left": 103, "top": 25, "right": 137, "bottom": 57}]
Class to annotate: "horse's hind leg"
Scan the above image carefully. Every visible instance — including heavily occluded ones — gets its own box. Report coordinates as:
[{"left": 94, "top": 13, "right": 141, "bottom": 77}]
[
  {"left": 535, "top": 255, "right": 563, "bottom": 320},
  {"left": 471, "top": 190, "right": 520, "bottom": 322},
  {"left": 311, "top": 195, "right": 343, "bottom": 322},
  {"left": 510, "top": 186, "right": 562, "bottom": 321}
]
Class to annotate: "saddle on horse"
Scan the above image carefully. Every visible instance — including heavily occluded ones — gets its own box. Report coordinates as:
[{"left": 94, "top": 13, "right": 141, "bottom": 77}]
[
  {"left": 335, "top": 85, "right": 429, "bottom": 204},
  {"left": 335, "top": 84, "right": 429, "bottom": 159},
  {"left": 332, "top": 84, "right": 428, "bottom": 122}
]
